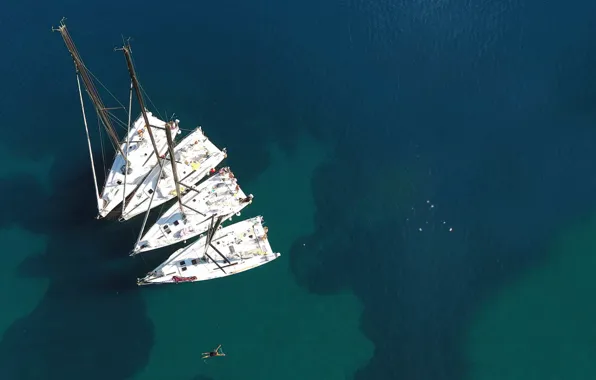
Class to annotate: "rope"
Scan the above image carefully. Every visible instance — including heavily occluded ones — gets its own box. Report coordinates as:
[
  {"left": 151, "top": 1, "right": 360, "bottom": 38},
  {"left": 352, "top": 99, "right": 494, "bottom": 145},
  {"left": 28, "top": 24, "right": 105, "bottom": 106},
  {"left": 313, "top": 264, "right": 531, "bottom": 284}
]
[
  {"left": 128, "top": 47, "right": 164, "bottom": 120},
  {"left": 134, "top": 161, "right": 166, "bottom": 250},
  {"left": 138, "top": 249, "right": 151, "bottom": 268},
  {"left": 108, "top": 111, "right": 130, "bottom": 132},
  {"left": 83, "top": 62, "right": 127, "bottom": 111},
  {"left": 130, "top": 222, "right": 153, "bottom": 269},
  {"left": 60, "top": 27, "right": 124, "bottom": 157},
  {"left": 141, "top": 82, "right": 163, "bottom": 120},
  {"left": 158, "top": 201, "right": 167, "bottom": 217},
  {"left": 97, "top": 114, "right": 107, "bottom": 180}
]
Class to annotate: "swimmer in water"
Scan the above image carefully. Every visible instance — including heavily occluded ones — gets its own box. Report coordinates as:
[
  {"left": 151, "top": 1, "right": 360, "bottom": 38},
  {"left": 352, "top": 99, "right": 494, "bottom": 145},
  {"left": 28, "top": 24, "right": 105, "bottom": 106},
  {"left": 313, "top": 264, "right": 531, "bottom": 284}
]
[{"left": 202, "top": 344, "right": 225, "bottom": 359}]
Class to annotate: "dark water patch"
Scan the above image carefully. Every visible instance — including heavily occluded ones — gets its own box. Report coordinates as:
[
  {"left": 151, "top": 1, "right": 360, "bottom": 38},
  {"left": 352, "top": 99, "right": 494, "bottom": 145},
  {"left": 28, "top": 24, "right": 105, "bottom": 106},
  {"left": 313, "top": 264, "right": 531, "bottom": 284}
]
[
  {"left": 291, "top": 190, "right": 572, "bottom": 380},
  {"left": 293, "top": 121, "right": 596, "bottom": 379},
  {"left": 286, "top": 1, "right": 596, "bottom": 378},
  {"left": 0, "top": 153, "right": 156, "bottom": 380},
  {"left": 0, "top": 283, "right": 152, "bottom": 380},
  {"left": 292, "top": 123, "right": 596, "bottom": 380}
]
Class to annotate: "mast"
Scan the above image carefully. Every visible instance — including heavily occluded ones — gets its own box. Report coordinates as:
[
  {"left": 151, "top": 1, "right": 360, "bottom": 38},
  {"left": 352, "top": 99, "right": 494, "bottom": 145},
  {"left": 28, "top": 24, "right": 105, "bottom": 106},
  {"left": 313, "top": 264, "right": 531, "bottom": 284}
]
[
  {"left": 76, "top": 74, "right": 102, "bottom": 210},
  {"left": 202, "top": 215, "right": 228, "bottom": 272},
  {"left": 52, "top": 18, "right": 127, "bottom": 160},
  {"left": 117, "top": 42, "right": 164, "bottom": 171},
  {"left": 130, "top": 124, "right": 184, "bottom": 256},
  {"left": 207, "top": 215, "right": 230, "bottom": 264},
  {"left": 122, "top": 80, "right": 134, "bottom": 214},
  {"left": 118, "top": 40, "right": 185, "bottom": 252},
  {"left": 164, "top": 121, "right": 185, "bottom": 216},
  {"left": 130, "top": 162, "right": 166, "bottom": 256}
]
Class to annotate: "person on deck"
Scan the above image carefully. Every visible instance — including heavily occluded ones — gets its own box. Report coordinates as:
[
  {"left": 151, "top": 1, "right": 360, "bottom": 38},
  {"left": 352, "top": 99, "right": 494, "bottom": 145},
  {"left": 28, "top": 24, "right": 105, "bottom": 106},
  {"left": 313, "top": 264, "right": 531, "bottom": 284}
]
[
  {"left": 239, "top": 194, "right": 254, "bottom": 204},
  {"left": 202, "top": 344, "right": 225, "bottom": 359}
]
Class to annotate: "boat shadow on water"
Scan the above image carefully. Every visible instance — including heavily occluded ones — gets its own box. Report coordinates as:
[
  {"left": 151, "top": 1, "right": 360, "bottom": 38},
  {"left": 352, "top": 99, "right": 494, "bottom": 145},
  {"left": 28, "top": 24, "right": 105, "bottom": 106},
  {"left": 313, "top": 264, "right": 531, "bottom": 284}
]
[{"left": 0, "top": 155, "right": 155, "bottom": 380}]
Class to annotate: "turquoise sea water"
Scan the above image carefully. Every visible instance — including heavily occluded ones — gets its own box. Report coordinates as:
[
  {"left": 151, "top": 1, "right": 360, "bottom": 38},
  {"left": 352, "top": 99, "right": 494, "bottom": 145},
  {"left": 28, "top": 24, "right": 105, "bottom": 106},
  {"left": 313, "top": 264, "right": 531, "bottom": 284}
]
[{"left": 2, "top": 0, "right": 596, "bottom": 379}]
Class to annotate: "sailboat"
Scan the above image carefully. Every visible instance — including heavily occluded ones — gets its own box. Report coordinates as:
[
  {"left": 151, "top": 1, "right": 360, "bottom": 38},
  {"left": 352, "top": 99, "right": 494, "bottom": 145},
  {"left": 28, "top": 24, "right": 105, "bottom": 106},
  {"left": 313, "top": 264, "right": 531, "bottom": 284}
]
[
  {"left": 137, "top": 216, "right": 280, "bottom": 285},
  {"left": 55, "top": 18, "right": 280, "bottom": 284},
  {"left": 132, "top": 167, "right": 253, "bottom": 254},
  {"left": 53, "top": 19, "right": 179, "bottom": 219}
]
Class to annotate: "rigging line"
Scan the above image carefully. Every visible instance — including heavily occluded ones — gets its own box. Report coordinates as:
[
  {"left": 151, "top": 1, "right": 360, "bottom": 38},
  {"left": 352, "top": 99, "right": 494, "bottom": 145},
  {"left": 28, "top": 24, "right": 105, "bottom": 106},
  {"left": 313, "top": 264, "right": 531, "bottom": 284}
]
[
  {"left": 108, "top": 117, "right": 128, "bottom": 132},
  {"left": 128, "top": 48, "right": 164, "bottom": 120},
  {"left": 97, "top": 113, "right": 108, "bottom": 180},
  {"left": 72, "top": 53, "right": 127, "bottom": 111},
  {"left": 138, "top": 80, "right": 162, "bottom": 122},
  {"left": 139, "top": 251, "right": 151, "bottom": 269},
  {"left": 106, "top": 111, "right": 126, "bottom": 128},
  {"left": 158, "top": 200, "right": 167, "bottom": 216},
  {"left": 76, "top": 74, "right": 102, "bottom": 208},
  {"left": 132, "top": 162, "right": 165, "bottom": 255},
  {"left": 106, "top": 108, "right": 127, "bottom": 124},
  {"left": 129, "top": 221, "right": 153, "bottom": 268},
  {"left": 122, "top": 80, "right": 134, "bottom": 215},
  {"left": 86, "top": 68, "right": 126, "bottom": 109},
  {"left": 107, "top": 111, "right": 130, "bottom": 131},
  {"left": 59, "top": 27, "right": 124, "bottom": 153},
  {"left": 97, "top": 111, "right": 119, "bottom": 153},
  {"left": 129, "top": 226, "right": 153, "bottom": 272},
  {"left": 140, "top": 82, "right": 163, "bottom": 120}
]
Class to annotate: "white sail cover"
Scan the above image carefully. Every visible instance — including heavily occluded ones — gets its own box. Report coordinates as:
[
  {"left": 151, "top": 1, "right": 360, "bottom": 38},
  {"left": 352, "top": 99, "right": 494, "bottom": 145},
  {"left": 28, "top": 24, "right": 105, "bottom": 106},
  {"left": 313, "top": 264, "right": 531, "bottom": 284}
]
[
  {"left": 121, "top": 127, "right": 225, "bottom": 220},
  {"left": 99, "top": 113, "right": 178, "bottom": 218},
  {"left": 138, "top": 216, "right": 279, "bottom": 285},
  {"left": 133, "top": 167, "right": 253, "bottom": 254}
]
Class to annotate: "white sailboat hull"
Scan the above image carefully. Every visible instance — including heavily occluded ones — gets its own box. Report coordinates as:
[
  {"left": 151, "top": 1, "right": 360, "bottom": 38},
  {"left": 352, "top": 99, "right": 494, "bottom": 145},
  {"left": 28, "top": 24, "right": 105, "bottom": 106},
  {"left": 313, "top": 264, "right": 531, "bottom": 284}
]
[
  {"left": 98, "top": 113, "right": 177, "bottom": 218},
  {"left": 133, "top": 167, "right": 252, "bottom": 253},
  {"left": 121, "top": 127, "right": 225, "bottom": 221},
  {"left": 138, "top": 216, "right": 279, "bottom": 285}
]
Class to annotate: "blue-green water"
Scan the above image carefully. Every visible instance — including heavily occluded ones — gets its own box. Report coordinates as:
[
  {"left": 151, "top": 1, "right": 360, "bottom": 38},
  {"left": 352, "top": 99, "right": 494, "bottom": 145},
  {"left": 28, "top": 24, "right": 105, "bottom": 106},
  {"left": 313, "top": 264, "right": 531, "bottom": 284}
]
[{"left": 2, "top": 0, "right": 596, "bottom": 379}]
